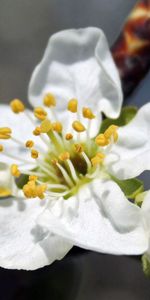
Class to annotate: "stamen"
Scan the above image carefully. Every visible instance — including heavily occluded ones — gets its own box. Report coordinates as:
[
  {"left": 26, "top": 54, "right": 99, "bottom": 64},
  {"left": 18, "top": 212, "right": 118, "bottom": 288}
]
[
  {"left": 34, "top": 107, "right": 47, "bottom": 121},
  {"left": 104, "top": 125, "right": 118, "bottom": 142},
  {"left": 81, "top": 152, "right": 92, "bottom": 169},
  {"left": 0, "top": 187, "right": 11, "bottom": 197},
  {"left": 31, "top": 149, "right": 39, "bottom": 159},
  {"left": 68, "top": 99, "right": 78, "bottom": 113},
  {"left": 95, "top": 134, "right": 109, "bottom": 147},
  {"left": 25, "top": 140, "right": 34, "bottom": 148},
  {"left": 91, "top": 152, "right": 105, "bottom": 166},
  {"left": 33, "top": 127, "right": 41, "bottom": 136},
  {"left": 0, "top": 145, "right": 4, "bottom": 152},
  {"left": 11, "top": 164, "right": 21, "bottom": 177},
  {"left": 72, "top": 121, "right": 86, "bottom": 132},
  {"left": 74, "top": 144, "right": 84, "bottom": 153},
  {"left": 59, "top": 152, "right": 70, "bottom": 161},
  {"left": 56, "top": 163, "right": 74, "bottom": 187},
  {"left": 43, "top": 93, "right": 56, "bottom": 107},
  {"left": 23, "top": 180, "right": 47, "bottom": 200},
  {"left": 66, "top": 159, "right": 79, "bottom": 183},
  {"left": 40, "top": 119, "right": 52, "bottom": 133},
  {"left": 65, "top": 133, "right": 73, "bottom": 141},
  {"left": 43, "top": 183, "right": 68, "bottom": 190},
  {"left": 10, "top": 99, "right": 25, "bottom": 113},
  {"left": 82, "top": 107, "right": 95, "bottom": 119},
  {"left": 1, "top": 151, "right": 35, "bottom": 165},
  {"left": 52, "top": 122, "right": 63, "bottom": 133},
  {"left": 36, "top": 184, "right": 47, "bottom": 199},
  {"left": 0, "top": 127, "right": 12, "bottom": 139},
  {"left": 29, "top": 175, "right": 38, "bottom": 181}
]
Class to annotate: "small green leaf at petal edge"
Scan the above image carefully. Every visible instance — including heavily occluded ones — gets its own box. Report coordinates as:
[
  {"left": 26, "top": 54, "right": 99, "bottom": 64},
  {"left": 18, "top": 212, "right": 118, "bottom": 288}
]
[
  {"left": 142, "top": 254, "right": 150, "bottom": 278},
  {"left": 110, "top": 175, "right": 144, "bottom": 199},
  {"left": 100, "top": 106, "right": 138, "bottom": 133}
]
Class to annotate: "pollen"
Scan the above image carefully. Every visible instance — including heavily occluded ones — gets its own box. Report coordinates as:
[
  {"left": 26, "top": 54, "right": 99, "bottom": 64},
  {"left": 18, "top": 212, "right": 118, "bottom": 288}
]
[
  {"left": 104, "top": 125, "right": 118, "bottom": 142},
  {"left": 31, "top": 149, "right": 39, "bottom": 159},
  {"left": 59, "top": 151, "right": 70, "bottom": 161},
  {"left": 74, "top": 143, "right": 84, "bottom": 153},
  {"left": 36, "top": 184, "right": 47, "bottom": 199},
  {"left": 29, "top": 175, "right": 38, "bottom": 182},
  {"left": 43, "top": 93, "right": 56, "bottom": 107},
  {"left": 40, "top": 119, "right": 52, "bottom": 133},
  {"left": 65, "top": 133, "right": 73, "bottom": 140},
  {"left": 10, "top": 99, "right": 25, "bottom": 113},
  {"left": 23, "top": 181, "right": 47, "bottom": 200},
  {"left": 72, "top": 121, "right": 86, "bottom": 132},
  {"left": 11, "top": 164, "right": 21, "bottom": 177},
  {"left": 68, "top": 99, "right": 78, "bottom": 113},
  {"left": 91, "top": 152, "right": 105, "bottom": 166},
  {"left": 52, "top": 122, "right": 63, "bottom": 133},
  {"left": 33, "top": 127, "right": 41, "bottom": 136},
  {"left": 0, "top": 127, "right": 12, "bottom": 140},
  {"left": 23, "top": 182, "right": 37, "bottom": 198},
  {"left": 34, "top": 107, "right": 47, "bottom": 121},
  {"left": 25, "top": 140, "right": 34, "bottom": 148},
  {"left": 0, "top": 144, "right": 4, "bottom": 152},
  {"left": 95, "top": 134, "right": 109, "bottom": 147},
  {"left": 82, "top": 107, "right": 95, "bottom": 119}
]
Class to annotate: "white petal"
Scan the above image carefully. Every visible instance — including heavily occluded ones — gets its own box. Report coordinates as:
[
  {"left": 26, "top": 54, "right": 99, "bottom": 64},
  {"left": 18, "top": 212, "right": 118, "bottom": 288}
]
[
  {"left": 0, "top": 196, "right": 72, "bottom": 270},
  {"left": 28, "top": 27, "right": 122, "bottom": 119},
  {"left": 0, "top": 104, "right": 47, "bottom": 166},
  {"left": 38, "top": 179, "right": 147, "bottom": 255},
  {"left": 108, "top": 103, "right": 150, "bottom": 179}
]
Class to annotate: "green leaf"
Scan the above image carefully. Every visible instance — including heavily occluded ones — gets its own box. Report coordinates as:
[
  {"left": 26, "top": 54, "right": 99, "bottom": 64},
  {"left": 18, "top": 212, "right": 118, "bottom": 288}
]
[
  {"left": 100, "top": 106, "right": 137, "bottom": 133},
  {"left": 111, "top": 175, "right": 144, "bottom": 199},
  {"left": 142, "top": 255, "right": 150, "bottom": 277},
  {"left": 16, "top": 174, "right": 29, "bottom": 189},
  {"left": 135, "top": 191, "right": 148, "bottom": 207}
]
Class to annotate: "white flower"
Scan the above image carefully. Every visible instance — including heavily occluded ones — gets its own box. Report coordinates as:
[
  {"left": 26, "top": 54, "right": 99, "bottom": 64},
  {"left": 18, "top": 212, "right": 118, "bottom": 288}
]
[{"left": 0, "top": 27, "right": 148, "bottom": 270}]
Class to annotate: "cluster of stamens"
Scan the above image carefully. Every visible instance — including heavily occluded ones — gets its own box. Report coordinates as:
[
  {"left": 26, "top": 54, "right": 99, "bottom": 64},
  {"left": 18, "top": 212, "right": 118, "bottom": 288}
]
[{"left": 0, "top": 94, "right": 118, "bottom": 200}]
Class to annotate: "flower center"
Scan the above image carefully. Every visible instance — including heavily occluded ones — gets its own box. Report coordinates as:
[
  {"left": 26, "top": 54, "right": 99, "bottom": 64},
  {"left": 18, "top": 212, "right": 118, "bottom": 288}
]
[{"left": 0, "top": 96, "right": 118, "bottom": 200}]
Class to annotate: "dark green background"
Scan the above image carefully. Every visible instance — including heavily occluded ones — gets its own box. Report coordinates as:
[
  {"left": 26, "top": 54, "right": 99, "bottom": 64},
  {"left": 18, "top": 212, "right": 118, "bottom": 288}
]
[{"left": 1, "top": 1, "right": 150, "bottom": 299}]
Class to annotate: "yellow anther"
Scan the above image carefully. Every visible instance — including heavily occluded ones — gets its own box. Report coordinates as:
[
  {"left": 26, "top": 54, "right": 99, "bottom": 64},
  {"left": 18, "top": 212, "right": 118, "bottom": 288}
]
[
  {"left": 82, "top": 107, "right": 95, "bottom": 119},
  {"left": 51, "top": 158, "right": 58, "bottom": 165},
  {"left": 10, "top": 99, "right": 25, "bottom": 113},
  {"left": 23, "top": 180, "right": 47, "bottom": 200},
  {"left": 43, "top": 93, "right": 56, "bottom": 107},
  {"left": 95, "top": 134, "right": 109, "bottom": 147},
  {"left": 52, "top": 122, "right": 63, "bottom": 133},
  {"left": 72, "top": 121, "right": 86, "bottom": 132},
  {"left": 11, "top": 164, "right": 21, "bottom": 177},
  {"left": 59, "top": 152, "right": 70, "bottom": 161},
  {"left": 40, "top": 119, "right": 52, "bottom": 133},
  {"left": 29, "top": 175, "right": 38, "bottom": 182},
  {"left": 34, "top": 107, "right": 47, "bottom": 121},
  {"left": 65, "top": 133, "right": 73, "bottom": 141},
  {"left": 104, "top": 125, "right": 119, "bottom": 142},
  {"left": 0, "top": 127, "right": 12, "bottom": 140},
  {"left": 36, "top": 184, "right": 47, "bottom": 199},
  {"left": 91, "top": 152, "right": 105, "bottom": 166},
  {"left": 0, "top": 187, "right": 11, "bottom": 198},
  {"left": 74, "top": 144, "right": 84, "bottom": 153},
  {"left": 31, "top": 149, "right": 39, "bottom": 159},
  {"left": 23, "top": 182, "right": 37, "bottom": 199},
  {"left": 25, "top": 140, "right": 34, "bottom": 148},
  {"left": 0, "top": 145, "right": 4, "bottom": 152},
  {"left": 33, "top": 127, "right": 41, "bottom": 136},
  {"left": 67, "top": 99, "right": 78, "bottom": 113}
]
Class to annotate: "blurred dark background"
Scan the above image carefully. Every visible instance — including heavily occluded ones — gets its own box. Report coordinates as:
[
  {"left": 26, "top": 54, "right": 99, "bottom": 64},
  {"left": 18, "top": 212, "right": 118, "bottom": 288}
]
[{"left": 1, "top": 0, "right": 150, "bottom": 299}]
